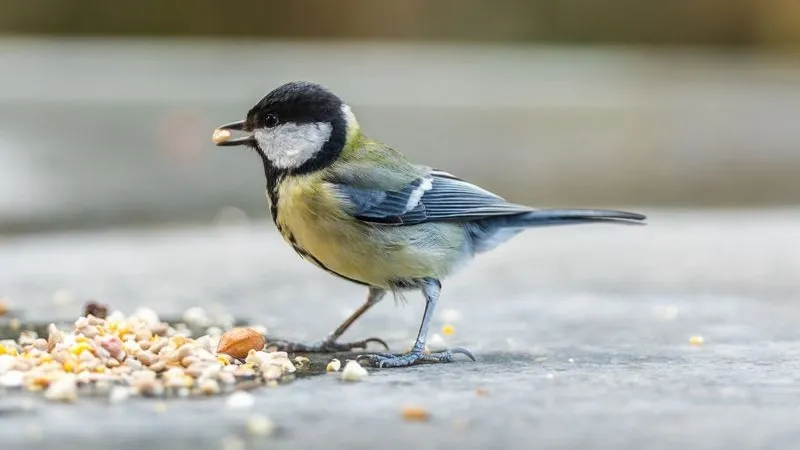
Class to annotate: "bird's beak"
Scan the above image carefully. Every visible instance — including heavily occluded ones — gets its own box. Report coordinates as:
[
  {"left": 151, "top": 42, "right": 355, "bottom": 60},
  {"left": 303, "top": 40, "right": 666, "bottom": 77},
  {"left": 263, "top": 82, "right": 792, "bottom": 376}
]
[{"left": 212, "top": 120, "right": 256, "bottom": 147}]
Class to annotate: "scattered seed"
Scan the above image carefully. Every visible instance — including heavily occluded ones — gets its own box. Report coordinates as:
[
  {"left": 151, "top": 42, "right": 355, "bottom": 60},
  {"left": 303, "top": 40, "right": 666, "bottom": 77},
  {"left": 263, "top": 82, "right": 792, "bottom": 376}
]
[
  {"left": 245, "top": 414, "right": 275, "bottom": 436},
  {"left": 109, "top": 386, "right": 130, "bottom": 404},
  {"left": 690, "top": 336, "right": 704, "bottom": 346},
  {"left": 0, "top": 307, "right": 297, "bottom": 401},
  {"left": 226, "top": 391, "right": 255, "bottom": 410},
  {"left": 401, "top": 406, "right": 430, "bottom": 422},
  {"left": 217, "top": 328, "right": 266, "bottom": 359},
  {"left": 44, "top": 374, "right": 77, "bottom": 402},
  {"left": 199, "top": 378, "right": 221, "bottom": 395},
  {"left": 341, "top": 360, "right": 368, "bottom": 381},
  {"left": 427, "top": 334, "right": 447, "bottom": 352},
  {"left": 0, "top": 370, "right": 24, "bottom": 388},
  {"left": 293, "top": 356, "right": 310, "bottom": 369},
  {"left": 83, "top": 302, "right": 108, "bottom": 319},
  {"left": 326, "top": 358, "right": 341, "bottom": 372}
]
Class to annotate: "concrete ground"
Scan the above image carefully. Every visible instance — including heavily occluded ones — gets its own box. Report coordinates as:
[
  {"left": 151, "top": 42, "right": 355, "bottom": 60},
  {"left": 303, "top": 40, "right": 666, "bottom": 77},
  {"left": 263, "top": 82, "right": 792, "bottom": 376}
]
[{"left": 1, "top": 208, "right": 800, "bottom": 450}]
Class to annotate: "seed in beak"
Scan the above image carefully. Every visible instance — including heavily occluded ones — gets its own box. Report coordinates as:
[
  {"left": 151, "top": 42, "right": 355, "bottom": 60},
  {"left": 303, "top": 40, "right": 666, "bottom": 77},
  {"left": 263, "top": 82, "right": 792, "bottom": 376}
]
[{"left": 212, "top": 129, "right": 232, "bottom": 144}]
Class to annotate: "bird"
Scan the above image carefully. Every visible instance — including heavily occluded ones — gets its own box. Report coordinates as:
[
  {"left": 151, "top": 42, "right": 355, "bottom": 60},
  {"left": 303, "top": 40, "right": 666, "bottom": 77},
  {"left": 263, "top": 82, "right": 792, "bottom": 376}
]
[{"left": 212, "top": 81, "right": 646, "bottom": 368}]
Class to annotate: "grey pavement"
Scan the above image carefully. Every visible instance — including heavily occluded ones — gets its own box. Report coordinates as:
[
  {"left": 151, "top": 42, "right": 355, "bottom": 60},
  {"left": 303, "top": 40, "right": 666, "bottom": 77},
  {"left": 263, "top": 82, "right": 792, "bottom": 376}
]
[{"left": 1, "top": 208, "right": 800, "bottom": 449}]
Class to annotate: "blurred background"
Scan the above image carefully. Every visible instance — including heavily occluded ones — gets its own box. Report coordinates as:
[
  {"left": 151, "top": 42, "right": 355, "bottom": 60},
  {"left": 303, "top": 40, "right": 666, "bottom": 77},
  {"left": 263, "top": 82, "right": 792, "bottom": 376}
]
[
  {"left": 1, "top": 0, "right": 799, "bottom": 235},
  {"left": 3, "top": 5, "right": 800, "bottom": 447}
]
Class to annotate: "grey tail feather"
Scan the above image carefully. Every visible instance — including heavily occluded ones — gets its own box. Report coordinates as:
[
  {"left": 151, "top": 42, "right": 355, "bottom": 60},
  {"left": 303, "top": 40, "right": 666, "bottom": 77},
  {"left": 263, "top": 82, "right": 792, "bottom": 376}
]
[
  {"left": 466, "top": 208, "right": 645, "bottom": 254},
  {"left": 488, "top": 208, "right": 646, "bottom": 229}
]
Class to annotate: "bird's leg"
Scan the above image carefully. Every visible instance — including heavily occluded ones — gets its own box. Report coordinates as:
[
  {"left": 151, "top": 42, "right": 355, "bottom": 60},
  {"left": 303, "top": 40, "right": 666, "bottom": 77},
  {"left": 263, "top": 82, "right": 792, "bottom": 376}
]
[
  {"left": 268, "top": 287, "right": 389, "bottom": 352},
  {"left": 359, "top": 279, "right": 475, "bottom": 368}
]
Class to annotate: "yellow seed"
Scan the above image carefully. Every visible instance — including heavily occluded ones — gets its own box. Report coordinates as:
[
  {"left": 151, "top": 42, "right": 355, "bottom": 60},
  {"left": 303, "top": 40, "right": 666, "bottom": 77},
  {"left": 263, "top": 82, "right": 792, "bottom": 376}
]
[
  {"left": 326, "top": 358, "right": 341, "bottom": 372},
  {"left": 401, "top": 406, "right": 431, "bottom": 422},
  {"left": 689, "top": 336, "right": 704, "bottom": 346},
  {"left": 171, "top": 336, "right": 189, "bottom": 348},
  {"left": 63, "top": 360, "right": 75, "bottom": 372},
  {"left": 95, "top": 366, "right": 106, "bottom": 373},
  {"left": 115, "top": 323, "right": 132, "bottom": 336},
  {"left": 40, "top": 355, "right": 54, "bottom": 363},
  {"left": 69, "top": 342, "right": 92, "bottom": 356},
  {"left": 216, "top": 355, "right": 231, "bottom": 366},
  {"left": 442, "top": 324, "right": 455, "bottom": 336},
  {"left": 75, "top": 335, "right": 89, "bottom": 343},
  {"left": 0, "top": 345, "right": 7, "bottom": 355}
]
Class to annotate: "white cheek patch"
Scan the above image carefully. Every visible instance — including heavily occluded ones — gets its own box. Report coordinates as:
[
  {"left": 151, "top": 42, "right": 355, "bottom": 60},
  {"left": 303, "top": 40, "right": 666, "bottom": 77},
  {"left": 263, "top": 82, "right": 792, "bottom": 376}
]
[{"left": 254, "top": 122, "right": 333, "bottom": 169}]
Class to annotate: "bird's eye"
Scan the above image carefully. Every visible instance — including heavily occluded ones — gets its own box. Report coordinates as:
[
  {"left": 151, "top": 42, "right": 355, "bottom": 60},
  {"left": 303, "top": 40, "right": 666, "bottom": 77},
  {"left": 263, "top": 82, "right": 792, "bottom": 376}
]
[{"left": 265, "top": 114, "right": 279, "bottom": 128}]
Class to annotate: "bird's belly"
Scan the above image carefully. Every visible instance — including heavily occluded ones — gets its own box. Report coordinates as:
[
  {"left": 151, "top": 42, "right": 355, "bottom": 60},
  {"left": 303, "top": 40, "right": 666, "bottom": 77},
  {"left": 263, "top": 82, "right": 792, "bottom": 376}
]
[{"left": 279, "top": 213, "right": 467, "bottom": 289}]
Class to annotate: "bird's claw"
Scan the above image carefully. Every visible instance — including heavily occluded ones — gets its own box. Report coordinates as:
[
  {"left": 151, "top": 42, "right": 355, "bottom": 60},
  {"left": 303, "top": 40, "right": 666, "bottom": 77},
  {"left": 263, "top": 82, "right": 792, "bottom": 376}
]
[
  {"left": 360, "top": 337, "right": 391, "bottom": 351},
  {"left": 268, "top": 336, "right": 389, "bottom": 353},
  {"left": 358, "top": 347, "right": 476, "bottom": 368}
]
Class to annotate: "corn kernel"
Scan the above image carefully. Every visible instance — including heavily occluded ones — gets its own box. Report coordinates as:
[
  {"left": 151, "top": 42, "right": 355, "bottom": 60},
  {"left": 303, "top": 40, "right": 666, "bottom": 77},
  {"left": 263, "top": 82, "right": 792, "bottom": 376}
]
[
  {"left": 69, "top": 342, "right": 92, "bottom": 356},
  {"left": 95, "top": 366, "right": 106, "bottom": 373},
  {"left": 63, "top": 360, "right": 75, "bottom": 372},
  {"left": 216, "top": 355, "right": 230, "bottom": 366},
  {"left": 0, "top": 344, "right": 7, "bottom": 355},
  {"left": 115, "top": 323, "right": 132, "bottom": 337},
  {"left": 442, "top": 324, "right": 455, "bottom": 336},
  {"left": 171, "top": 336, "right": 189, "bottom": 348}
]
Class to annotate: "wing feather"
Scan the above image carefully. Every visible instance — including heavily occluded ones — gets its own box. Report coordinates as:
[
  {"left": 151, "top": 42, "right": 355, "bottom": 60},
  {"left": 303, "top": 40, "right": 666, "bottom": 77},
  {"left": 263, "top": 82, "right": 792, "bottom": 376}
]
[{"left": 328, "top": 170, "right": 532, "bottom": 225}]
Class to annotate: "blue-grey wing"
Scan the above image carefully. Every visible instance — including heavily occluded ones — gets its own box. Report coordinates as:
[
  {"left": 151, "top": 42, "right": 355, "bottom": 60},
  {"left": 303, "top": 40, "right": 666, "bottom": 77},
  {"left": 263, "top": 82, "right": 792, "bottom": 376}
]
[{"left": 328, "top": 170, "right": 533, "bottom": 225}]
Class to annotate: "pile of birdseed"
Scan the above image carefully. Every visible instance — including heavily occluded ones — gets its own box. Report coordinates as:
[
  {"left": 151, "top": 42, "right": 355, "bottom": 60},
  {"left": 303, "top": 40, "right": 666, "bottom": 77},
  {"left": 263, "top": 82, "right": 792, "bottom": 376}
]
[{"left": 0, "top": 308, "right": 298, "bottom": 402}]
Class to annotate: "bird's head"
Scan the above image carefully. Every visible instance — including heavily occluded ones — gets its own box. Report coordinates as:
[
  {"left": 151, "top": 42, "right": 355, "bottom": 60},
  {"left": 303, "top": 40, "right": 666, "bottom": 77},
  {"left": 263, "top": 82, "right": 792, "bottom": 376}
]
[{"left": 214, "top": 81, "right": 358, "bottom": 173}]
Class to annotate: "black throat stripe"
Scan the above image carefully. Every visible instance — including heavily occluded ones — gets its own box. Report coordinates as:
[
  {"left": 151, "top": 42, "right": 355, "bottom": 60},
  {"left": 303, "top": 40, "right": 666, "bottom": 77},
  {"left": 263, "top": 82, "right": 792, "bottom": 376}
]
[{"left": 264, "top": 172, "right": 370, "bottom": 288}]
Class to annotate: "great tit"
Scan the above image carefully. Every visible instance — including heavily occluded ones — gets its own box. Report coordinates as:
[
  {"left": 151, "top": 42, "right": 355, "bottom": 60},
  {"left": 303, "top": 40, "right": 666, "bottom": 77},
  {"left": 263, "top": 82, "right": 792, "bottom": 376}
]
[{"left": 213, "top": 81, "right": 646, "bottom": 368}]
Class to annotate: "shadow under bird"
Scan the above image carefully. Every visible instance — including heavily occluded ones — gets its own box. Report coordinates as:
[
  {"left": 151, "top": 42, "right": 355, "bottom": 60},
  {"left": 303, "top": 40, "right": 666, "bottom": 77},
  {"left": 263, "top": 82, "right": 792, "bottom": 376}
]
[{"left": 212, "top": 81, "right": 646, "bottom": 368}]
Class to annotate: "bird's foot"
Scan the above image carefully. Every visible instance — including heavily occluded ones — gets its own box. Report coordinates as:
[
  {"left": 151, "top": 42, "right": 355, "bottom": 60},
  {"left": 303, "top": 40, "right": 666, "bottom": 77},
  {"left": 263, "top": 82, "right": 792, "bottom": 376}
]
[
  {"left": 358, "top": 347, "right": 476, "bottom": 368},
  {"left": 268, "top": 337, "right": 389, "bottom": 353}
]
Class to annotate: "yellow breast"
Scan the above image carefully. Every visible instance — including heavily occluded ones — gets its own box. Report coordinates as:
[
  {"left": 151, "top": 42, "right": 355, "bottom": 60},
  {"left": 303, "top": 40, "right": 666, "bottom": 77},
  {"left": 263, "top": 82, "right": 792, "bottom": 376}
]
[{"left": 271, "top": 176, "right": 459, "bottom": 288}]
